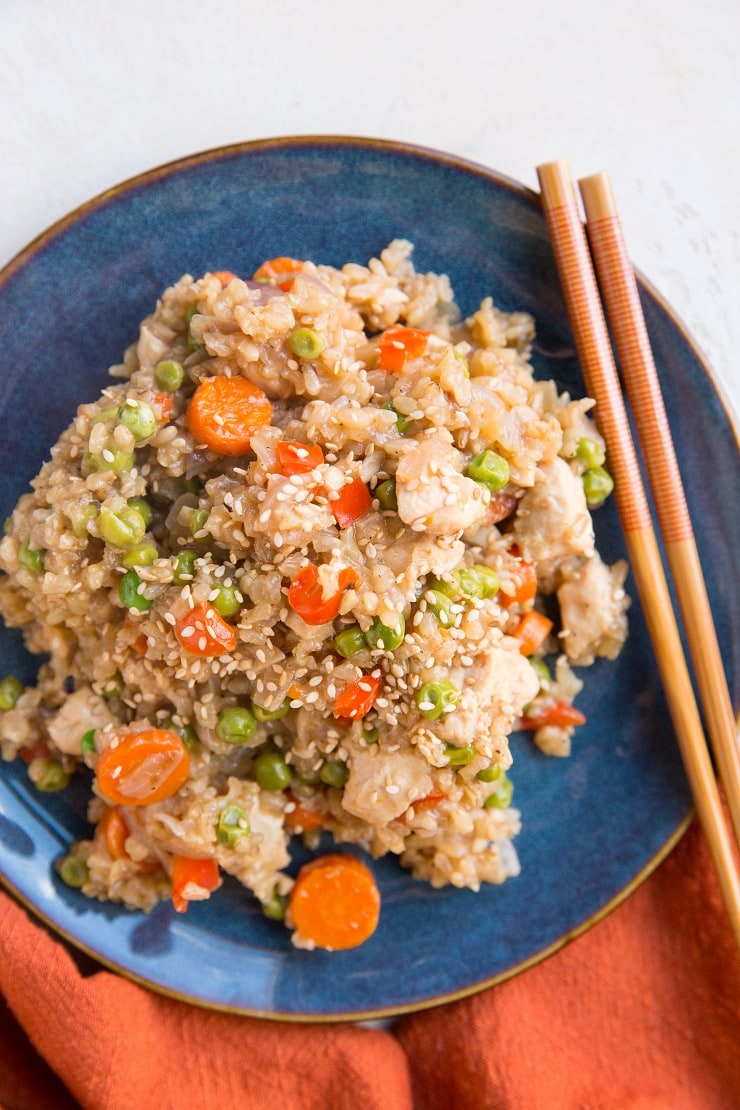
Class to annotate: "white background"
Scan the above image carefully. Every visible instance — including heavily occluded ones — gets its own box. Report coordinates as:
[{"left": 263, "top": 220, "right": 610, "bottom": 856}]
[{"left": 2, "top": 0, "right": 738, "bottom": 426}]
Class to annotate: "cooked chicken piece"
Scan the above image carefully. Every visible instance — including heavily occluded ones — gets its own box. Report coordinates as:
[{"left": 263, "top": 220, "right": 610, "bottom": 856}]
[
  {"left": 382, "top": 531, "right": 464, "bottom": 594},
  {"left": 47, "top": 686, "right": 116, "bottom": 755},
  {"left": 557, "top": 553, "right": 630, "bottom": 665},
  {"left": 341, "top": 745, "right": 433, "bottom": 826},
  {"left": 432, "top": 637, "right": 540, "bottom": 756},
  {"left": 395, "top": 437, "right": 489, "bottom": 535},
  {"left": 512, "top": 457, "right": 595, "bottom": 588}
]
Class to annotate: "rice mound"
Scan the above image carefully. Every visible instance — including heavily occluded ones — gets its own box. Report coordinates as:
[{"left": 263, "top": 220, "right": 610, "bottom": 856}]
[{"left": 0, "top": 241, "right": 629, "bottom": 938}]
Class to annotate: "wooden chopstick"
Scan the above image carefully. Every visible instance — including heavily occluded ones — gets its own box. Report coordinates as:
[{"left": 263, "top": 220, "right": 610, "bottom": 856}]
[
  {"left": 536, "top": 160, "right": 740, "bottom": 946},
  {"left": 578, "top": 171, "right": 740, "bottom": 851}
]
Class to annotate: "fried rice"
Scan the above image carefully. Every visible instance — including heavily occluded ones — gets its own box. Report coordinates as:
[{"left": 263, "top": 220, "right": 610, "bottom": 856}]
[{"left": 0, "top": 240, "right": 629, "bottom": 946}]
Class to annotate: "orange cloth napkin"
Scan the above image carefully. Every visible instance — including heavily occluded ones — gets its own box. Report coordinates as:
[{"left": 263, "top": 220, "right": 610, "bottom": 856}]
[{"left": 1, "top": 814, "right": 738, "bottom": 1110}]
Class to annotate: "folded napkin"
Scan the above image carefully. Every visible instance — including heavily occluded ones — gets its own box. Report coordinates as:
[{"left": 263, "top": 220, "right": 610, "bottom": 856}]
[{"left": 1, "top": 812, "right": 738, "bottom": 1110}]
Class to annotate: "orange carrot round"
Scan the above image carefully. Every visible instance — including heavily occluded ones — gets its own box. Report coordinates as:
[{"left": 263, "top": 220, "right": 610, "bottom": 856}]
[
  {"left": 95, "top": 728, "right": 190, "bottom": 807},
  {"left": 289, "top": 853, "right": 380, "bottom": 950},
  {"left": 171, "top": 855, "right": 221, "bottom": 913},
  {"left": 287, "top": 564, "right": 359, "bottom": 626},
  {"left": 377, "top": 325, "right": 430, "bottom": 372},
  {"left": 276, "top": 440, "right": 324, "bottom": 476},
  {"left": 185, "top": 376, "right": 272, "bottom": 456},
  {"left": 511, "top": 610, "right": 553, "bottom": 655},
  {"left": 331, "top": 478, "right": 372, "bottom": 529},
  {"left": 174, "top": 602, "right": 238, "bottom": 657},
  {"left": 253, "top": 256, "right": 303, "bottom": 291},
  {"left": 333, "top": 674, "right": 381, "bottom": 720}
]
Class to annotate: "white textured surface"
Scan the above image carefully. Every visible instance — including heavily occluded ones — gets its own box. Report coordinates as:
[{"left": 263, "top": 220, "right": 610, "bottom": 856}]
[{"left": 2, "top": 0, "right": 738, "bottom": 424}]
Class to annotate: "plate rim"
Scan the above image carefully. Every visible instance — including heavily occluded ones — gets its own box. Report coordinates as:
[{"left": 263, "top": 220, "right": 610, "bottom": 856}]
[{"left": 0, "top": 133, "right": 734, "bottom": 1020}]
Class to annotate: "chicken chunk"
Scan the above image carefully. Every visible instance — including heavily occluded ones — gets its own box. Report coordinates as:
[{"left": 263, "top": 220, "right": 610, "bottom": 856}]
[
  {"left": 557, "top": 553, "right": 630, "bottom": 665},
  {"left": 341, "top": 745, "right": 433, "bottom": 826},
  {"left": 395, "top": 437, "right": 489, "bottom": 535},
  {"left": 512, "top": 457, "right": 595, "bottom": 588},
  {"left": 47, "top": 686, "right": 116, "bottom": 755}
]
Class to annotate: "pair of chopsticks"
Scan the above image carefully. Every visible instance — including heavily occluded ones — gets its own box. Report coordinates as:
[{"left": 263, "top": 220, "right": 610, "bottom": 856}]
[{"left": 536, "top": 161, "right": 740, "bottom": 947}]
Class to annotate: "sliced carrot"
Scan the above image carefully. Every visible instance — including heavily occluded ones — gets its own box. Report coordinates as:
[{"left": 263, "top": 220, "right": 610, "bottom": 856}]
[
  {"left": 19, "top": 741, "right": 51, "bottom": 765},
  {"left": 288, "top": 853, "right": 380, "bottom": 951},
  {"left": 333, "top": 674, "right": 381, "bottom": 721},
  {"left": 486, "top": 491, "right": 518, "bottom": 525},
  {"left": 95, "top": 728, "right": 190, "bottom": 807},
  {"left": 511, "top": 610, "right": 553, "bottom": 656},
  {"left": 253, "top": 256, "right": 303, "bottom": 292},
  {"left": 97, "top": 805, "right": 160, "bottom": 872},
  {"left": 331, "top": 478, "right": 373, "bottom": 528},
  {"left": 284, "top": 795, "right": 330, "bottom": 833},
  {"left": 519, "top": 702, "right": 587, "bottom": 730},
  {"left": 276, "top": 440, "right": 324, "bottom": 476},
  {"left": 174, "top": 602, "right": 238, "bottom": 657},
  {"left": 153, "top": 391, "right": 175, "bottom": 423},
  {"left": 99, "top": 805, "right": 130, "bottom": 860},
  {"left": 185, "top": 376, "right": 272, "bottom": 456},
  {"left": 377, "top": 325, "right": 430, "bottom": 372},
  {"left": 287, "top": 563, "right": 359, "bottom": 626},
  {"left": 211, "top": 270, "right": 238, "bottom": 286},
  {"left": 405, "top": 791, "right": 446, "bottom": 820},
  {"left": 499, "top": 559, "right": 537, "bottom": 608},
  {"left": 171, "top": 855, "right": 221, "bottom": 913},
  {"left": 131, "top": 632, "right": 149, "bottom": 655}
]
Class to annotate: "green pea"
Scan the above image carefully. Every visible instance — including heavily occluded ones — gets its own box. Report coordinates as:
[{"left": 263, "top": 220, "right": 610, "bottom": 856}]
[
  {"left": 216, "top": 705, "right": 257, "bottom": 745},
  {"left": 185, "top": 303, "right": 201, "bottom": 350},
  {"left": 459, "top": 565, "right": 500, "bottom": 600},
  {"left": 465, "top": 450, "right": 510, "bottom": 492},
  {"left": 173, "top": 549, "right": 197, "bottom": 583},
  {"left": 28, "top": 757, "right": 70, "bottom": 793},
  {"left": 319, "top": 760, "right": 349, "bottom": 788},
  {"left": 529, "top": 657, "right": 550, "bottom": 685},
  {"left": 118, "top": 400, "right": 157, "bottom": 442},
  {"left": 374, "top": 479, "right": 398, "bottom": 512},
  {"left": 98, "top": 505, "right": 147, "bottom": 549},
  {"left": 80, "top": 729, "right": 97, "bottom": 756},
  {"left": 212, "top": 583, "right": 241, "bottom": 618},
  {"left": 575, "top": 436, "right": 606, "bottom": 468},
  {"left": 18, "top": 541, "right": 45, "bottom": 575},
  {"left": 90, "top": 404, "right": 120, "bottom": 427},
  {"left": 416, "top": 680, "right": 460, "bottom": 721},
  {"left": 381, "top": 400, "right": 410, "bottom": 433},
  {"left": 289, "top": 327, "right": 325, "bottom": 360},
  {"left": 251, "top": 698, "right": 290, "bottom": 722},
  {"left": 216, "top": 804, "right": 251, "bottom": 847},
  {"left": 126, "top": 497, "right": 153, "bottom": 527},
  {"left": 85, "top": 441, "right": 135, "bottom": 475},
  {"left": 180, "top": 477, "right": 200, "bottom": 496},
  {"left": 162, "top": 716, "right": 200, "bottom": 751},
  {"left": 154, "top": 359, "right": 185, "bottom": 392},
  {"left": 454, "top": 350, "right": 471, "bottom": 377},
  {"left": 582, "top": 466, "right": 614, "bottom": 508},
  {"left": 425, "top": 589, "right": 456, "bottom": 628},
  {"left": 101, "top": 672, "right": 124, "bottom": 699},
  {"left": 121, "top": 543, "right": 159, "bottom": 570},
  {"left": 71, "top": 502, "right": 99, "bottom": 538},
  {"left": 426, "top": 574, "right": 459, "bottom": 598},
  {"left": 445, "top": 743, "right": 475, "bottom": 766},
  {"left": 362, "top": 725, "right": 379, "bottom": 745},
  {"left": 484, "top": 772, "right": 514, "bottom": 809},
  {"left": 0, "top": 675, "right": 24, "bottom": 711},
  {"left": 476, "top": 764, "right": 504, "bottom": 783},
  {"left": 334, "top": 626, "right": 367, "bottom": 658},
  {"left": 254, "top": 749, "right": 292, "bottom": 791},
  {"left": 365, "top": 614, "right": 405, "bottom": 651},
  {"left": 58, "top": 855, "right": 89, "bottom": 889},
  {"left": 190, "top": 508, "right": 212, "bottom": 540},
  {"left": 119, "top": 569, "right": 152, "bottom": 611},
  {"left": 262, "top": 890, "right": 288, "bottom": 921}
]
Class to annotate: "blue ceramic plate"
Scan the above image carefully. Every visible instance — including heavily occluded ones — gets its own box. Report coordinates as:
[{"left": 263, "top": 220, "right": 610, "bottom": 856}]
[{"left": 0, "top": 137, "right": 738, "bottom": 1020}]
